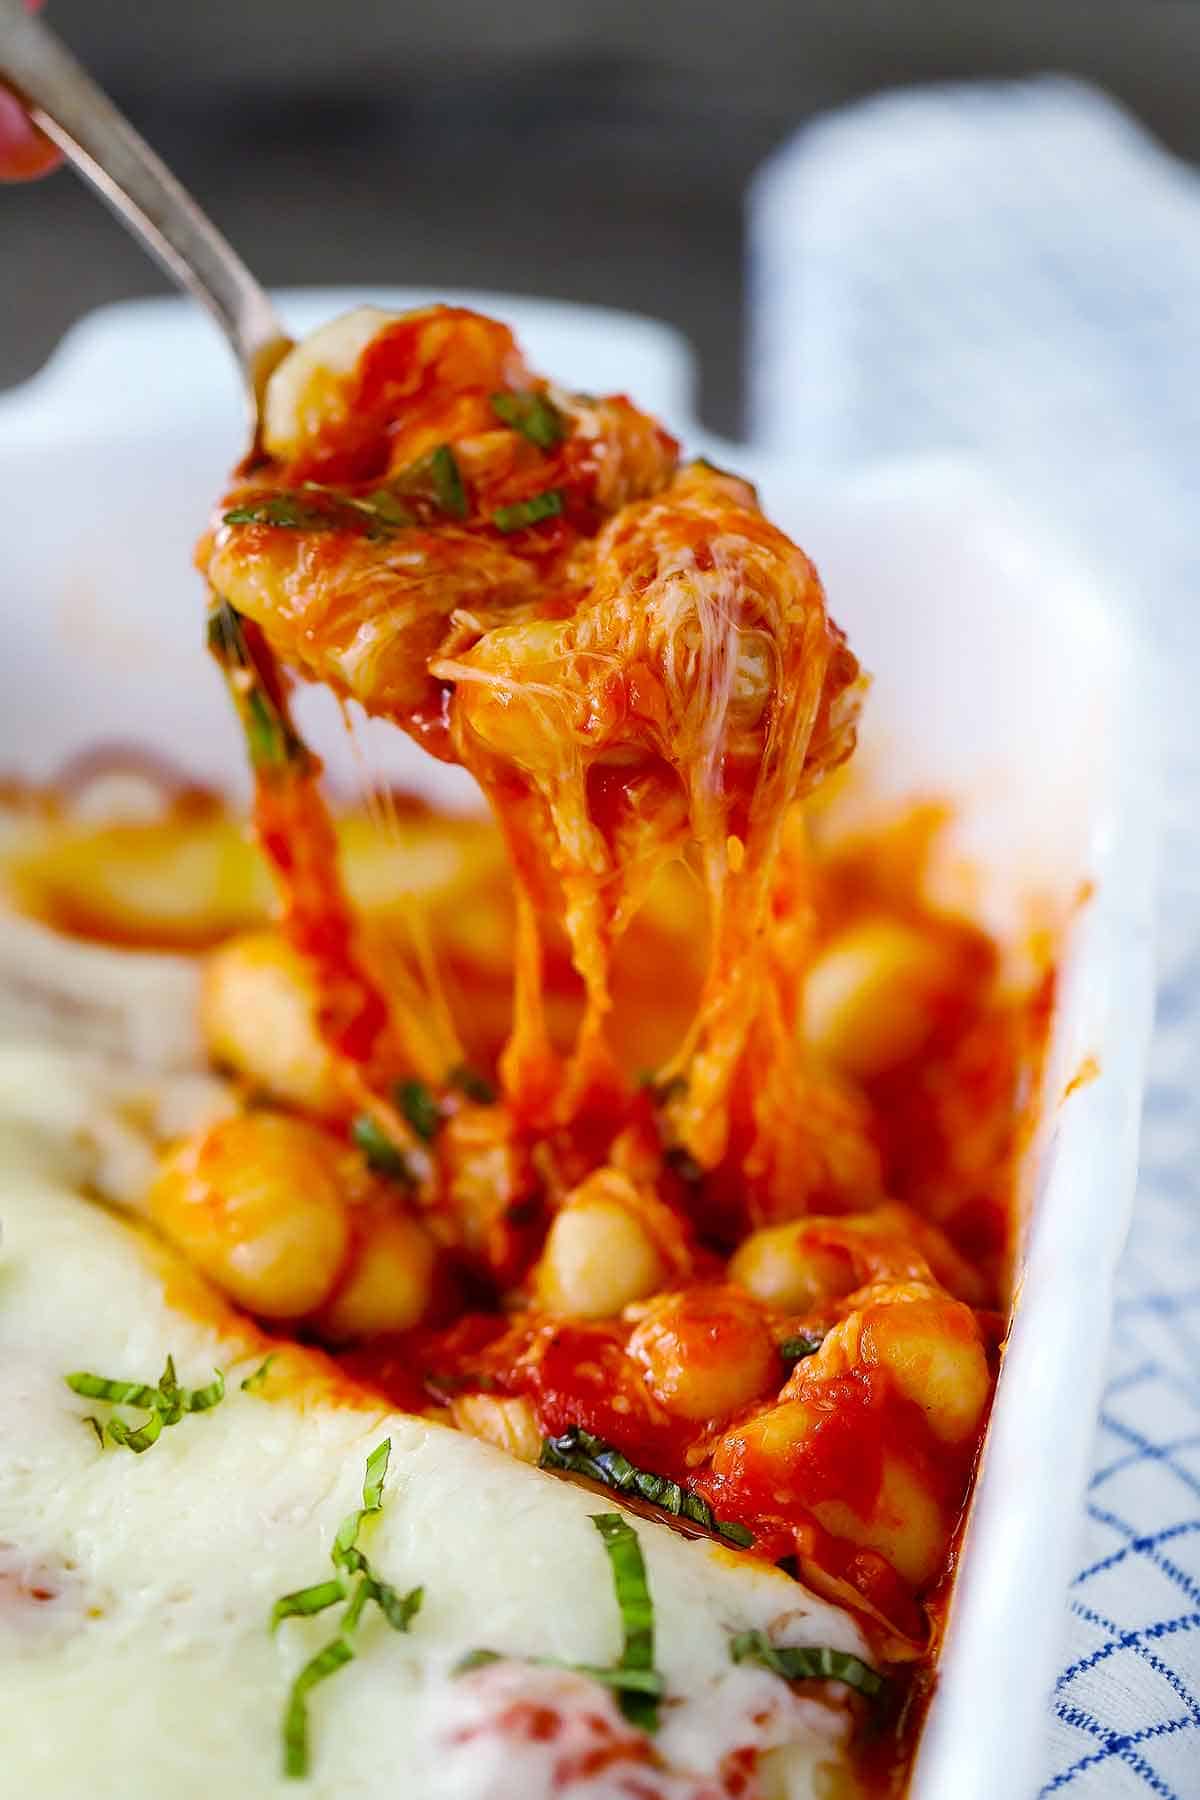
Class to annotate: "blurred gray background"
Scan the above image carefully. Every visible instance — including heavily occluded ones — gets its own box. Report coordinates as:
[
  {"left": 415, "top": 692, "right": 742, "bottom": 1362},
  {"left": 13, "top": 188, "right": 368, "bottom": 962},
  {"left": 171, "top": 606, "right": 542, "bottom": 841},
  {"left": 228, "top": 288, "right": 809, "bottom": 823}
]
[{"left": 3, "top": 0, "right": 1197, "bottom": 435}]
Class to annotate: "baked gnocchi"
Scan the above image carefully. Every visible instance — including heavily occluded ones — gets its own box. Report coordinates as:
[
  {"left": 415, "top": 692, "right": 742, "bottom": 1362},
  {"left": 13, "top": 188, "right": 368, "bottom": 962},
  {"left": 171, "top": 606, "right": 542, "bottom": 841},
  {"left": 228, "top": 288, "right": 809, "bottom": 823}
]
[{"left": 0, "top": 303, "right": 1053, "bottom": 1798}]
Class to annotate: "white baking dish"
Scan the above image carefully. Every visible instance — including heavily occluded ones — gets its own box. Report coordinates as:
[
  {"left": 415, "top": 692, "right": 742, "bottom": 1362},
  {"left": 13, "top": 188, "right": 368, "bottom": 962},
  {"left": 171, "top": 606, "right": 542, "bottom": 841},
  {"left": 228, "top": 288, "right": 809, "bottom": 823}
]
[{"left": 0, "top": 291, "right": 1156, "bottom": 1799}]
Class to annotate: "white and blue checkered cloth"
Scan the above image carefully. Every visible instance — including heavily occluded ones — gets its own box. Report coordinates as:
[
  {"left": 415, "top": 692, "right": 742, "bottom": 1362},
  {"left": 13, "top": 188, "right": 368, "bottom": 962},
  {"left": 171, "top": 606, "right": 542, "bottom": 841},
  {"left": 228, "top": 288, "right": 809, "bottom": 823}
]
[{"left": 748, "top": 77, "right": 1200, "bottom": 1796}]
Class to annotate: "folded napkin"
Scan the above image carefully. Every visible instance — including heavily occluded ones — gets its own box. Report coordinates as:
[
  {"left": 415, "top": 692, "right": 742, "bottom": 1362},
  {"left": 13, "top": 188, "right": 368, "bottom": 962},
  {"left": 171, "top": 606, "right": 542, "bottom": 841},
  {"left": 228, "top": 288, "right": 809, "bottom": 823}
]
[{"left": 749, "top": 77, "right": 1200, "bottom": 1797}]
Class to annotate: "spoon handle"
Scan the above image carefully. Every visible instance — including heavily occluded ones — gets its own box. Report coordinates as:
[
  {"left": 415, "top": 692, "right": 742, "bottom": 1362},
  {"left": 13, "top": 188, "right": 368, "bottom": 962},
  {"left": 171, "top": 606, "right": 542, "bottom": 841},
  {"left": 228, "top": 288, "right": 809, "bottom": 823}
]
[{"left": 0, "top": 0, "right": 289, "bottom": 425}]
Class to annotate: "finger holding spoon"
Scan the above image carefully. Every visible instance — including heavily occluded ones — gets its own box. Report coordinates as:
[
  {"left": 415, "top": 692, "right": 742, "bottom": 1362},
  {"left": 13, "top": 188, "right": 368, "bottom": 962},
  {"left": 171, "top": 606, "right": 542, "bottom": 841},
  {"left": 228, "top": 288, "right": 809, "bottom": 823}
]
[{"left": 0, "top": 0, "right": 59, "bottom": 180}]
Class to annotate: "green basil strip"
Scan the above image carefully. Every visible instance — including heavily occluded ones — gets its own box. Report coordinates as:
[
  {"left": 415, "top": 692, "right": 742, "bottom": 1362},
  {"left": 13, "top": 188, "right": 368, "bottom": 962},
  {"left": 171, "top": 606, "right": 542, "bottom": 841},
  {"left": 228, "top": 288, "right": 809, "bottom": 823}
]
[
  {"left": 395, "top": 1078, "right": 441, "bottom": 1142},
  {"left": 105, "top": 1409, "right": 165, "bottom": 1455},
  {"left": 243, "top": 692, "right": 289, "bottom": 771},
  {"left": 332, "top": 1438, "right": 390, "bottom": 1574},
  {"left": 454, "top": 1648, "right": 503, "bottom": 1676},
  {"left": 66, "top": 1372, "right": 162, "bottom": 1409},
  {"left": 206, "top": 595, "right": 253, "bottom": 668},
  {"left": 283, "top": 1634, "right": 356, "bottom": 1780},
  {"left": 426, "top": 445, "right": 468, "bottom": 519},
  {"left": 155, "top": 1356, "right": 186, "bottom": 1427},
  {"left": 186, "top": 1370, "right": 226, "bottom": 1413},
  {"left": 275, "top": 1440, "right": 418, "bottom": 1779},
  {"left": 351, "top": 1115, "right": 416, "bottom": 1185},
  {"left": 226, "top": 483, "right": 422, "bottom": 541},
  {"left": 453, "top": 1515, "right": 663, "bottom": 1730},
  {"left": 347, "top": 488, "right": 416, "bottom": 531},
  {"left": 492, "top": 488, "right": 563, "bottom": 533},
  {"left": 729, "top": 1629, "right": 884, "bottom": 1700},
  {"left": 590, "top": 1513, "right": 659, "bottom": 1731},
  {"left": 568, "top": 1663, "right": 665, "bottom": 1697},
  {"left": 280, "top": 1573, "right": 422, "bottom": 1778},
  {"left": 592, "top": 1514, "right": 654, "bottom": 1669},
  {"left": 540, "top": 1427, "right": 753, "bottom": 1549},
  {"left": 241, "top": 1354, "right": 278, "bottom": 1393},
  {"left": 272, "top": 1579, "right": 347, "bottom": 1632},
  {"left": 206, "top": 600, "right": 311, "bottom": 775},
  {"left": 490, "top": 389, "right": 566, "bottom": 452},
  {"left": 447, "top": 1063, "right": 495, "bottom": 1104},
  {"left": 394, "top": 444, "right": 468, "bottom": 520},
  {"left": 364, "top": 1578, "right": 423, "bottom": 1634},
  {"left": 66, "top": 1357, "right": 225, "bottom": 1454},
  {"left": 778, "top": 1333, "right": 825, "bottom": 1367},
  {"left": 453, "top": 1649, "right": 662, "bottom": 1700},
  {"left": 361, "top": 1439, "right": 391, "bottom": 1514},
  {"left": 224, "top": 493, "right": 340, "bottom": 531}
]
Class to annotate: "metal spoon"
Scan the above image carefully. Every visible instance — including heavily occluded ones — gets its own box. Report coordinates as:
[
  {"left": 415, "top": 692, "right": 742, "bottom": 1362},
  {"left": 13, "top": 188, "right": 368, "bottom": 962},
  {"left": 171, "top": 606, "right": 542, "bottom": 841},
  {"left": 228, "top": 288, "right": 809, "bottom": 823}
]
[{"left": 0, "top": 0, "right": 290, "bottom": 456}]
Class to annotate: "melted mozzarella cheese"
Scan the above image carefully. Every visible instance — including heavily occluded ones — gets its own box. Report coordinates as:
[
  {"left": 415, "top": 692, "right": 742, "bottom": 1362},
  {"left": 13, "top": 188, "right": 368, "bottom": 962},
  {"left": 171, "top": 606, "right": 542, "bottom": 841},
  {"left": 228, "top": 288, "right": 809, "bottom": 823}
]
[{"left": 0, "top": 1040, "right": 868, "bottom": 1799}]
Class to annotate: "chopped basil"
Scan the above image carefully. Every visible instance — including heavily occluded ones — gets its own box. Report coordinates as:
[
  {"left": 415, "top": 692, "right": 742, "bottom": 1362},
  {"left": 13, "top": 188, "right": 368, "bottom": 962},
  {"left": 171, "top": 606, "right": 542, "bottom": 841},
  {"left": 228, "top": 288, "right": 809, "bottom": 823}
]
[
  {"left": 648, "top": 1078, "right": 705, "bottom": 1183},
  {"left": 492, "top": 488, "right": 564, "bottom": 533},
  {"left": 273, "top": 1439, "right": 423, "bottom": 1779},
  {"left": 65, "top": 1356, "right": 225, "bottom": 1454},
  {"left": 66, "top": 1372, "right": 163, "bottom": 1410},
  {"left": 227, "top": 482, "right": 406, "bottom": 536},
  {"left": 351, "top": 1115, "right": 416, "bottom": 1186},
  {"left": 105, "top": 1409, "right": 164, "bottom": 1454},
  {"left": 186, "top": 1370, "right": 227, "bottom": 1413},
  {"left": 283, "top": 1634, "right": 356, "bottom": 1779},
  {"left": 590, "top": 1513, "right": 660, "bottom": 1730},
  {"left": 454, "top": 1647, "right": 503, "bottom": 1676},
  {"left": 243, "top": 691, "right": 293, "bottom": 771},
  {"left": 394, "top": 444, "right": 468, "bottom": 520},
  {"left": 367, "top": 1579, "right": 423, "bottom": 1634},
  {"left": 453, "top": 1647, "right": 661, "bottom": 1701},
  {"left": 204, "top": 597, "right": 236, "bottom": 654},
  {"left": 490, "top": 389, "right": 566, "bottom": 452},
  {"left": 567, "top": 1664, "right": 666, "bottom": 1697},
  {"left": 395, "top": 1078, "right": 441, "bottom": 1142},
  {"left": 224, "top": 493, "right": 340, "bottom": 531},
  {"left": 241, "top": 1353, "right": 279, "bottom": 1393},
  {"left": 427, "top": 445, "right": 469, "bottom": 519},
  {"left": 225, "top": 485, "right": 410, "bottom": 540},
  {"left": 360, "top": 1438, "right": 390, "bottom": 1513},
  {"left": 344, "top": 487, "right": 416, "bottom": 532},
  {"left": 778, "top": 1333, "right": 825, "bottom": 1367},
  {"left": 540, "top": 1426, "right": 753, "bottom": 1549},
  {"left": 447, "top": 1063, "right": 496, "bottom": 1105},
  {"left": 156, "top": 1354, "right": 183, "bottom": 1421},
  {"left": 729, "top": 1629, "right": 884, "bottom": 1700},
  {"left": 455, "top": 1513, "right": 664, "bottom": 1730},
  {"left": 224, "top": 453, "right": 466, "bottom": 542},
  {"left": 206, "top": 600, "right": 311, "bottom": 776},
  {"left": 272, "top": 1579, "right": 346, "bottom": 1630}
]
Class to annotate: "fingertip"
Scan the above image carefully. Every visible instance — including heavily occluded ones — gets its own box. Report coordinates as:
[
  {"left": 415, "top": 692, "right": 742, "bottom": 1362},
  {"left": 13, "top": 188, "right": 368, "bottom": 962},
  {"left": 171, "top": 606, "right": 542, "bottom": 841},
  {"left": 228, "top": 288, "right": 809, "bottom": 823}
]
[{"left": 0, "top": 87, "right": 61, "bottom": 183}]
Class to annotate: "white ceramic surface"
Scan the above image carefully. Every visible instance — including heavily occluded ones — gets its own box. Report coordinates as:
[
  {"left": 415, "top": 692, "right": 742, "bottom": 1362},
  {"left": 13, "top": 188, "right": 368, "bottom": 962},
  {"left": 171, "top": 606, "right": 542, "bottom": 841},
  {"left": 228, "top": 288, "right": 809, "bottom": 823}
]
[{"left": 0, "top": 292, "right": 1157, "bottom": 1800}]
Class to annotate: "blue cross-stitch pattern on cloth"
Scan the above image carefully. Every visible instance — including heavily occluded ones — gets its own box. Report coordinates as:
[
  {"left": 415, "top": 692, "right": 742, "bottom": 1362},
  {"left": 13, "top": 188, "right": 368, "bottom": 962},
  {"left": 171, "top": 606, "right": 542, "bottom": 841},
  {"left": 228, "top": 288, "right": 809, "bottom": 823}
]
[
  {"left": 747, "top": 75, "right": 1200, "bottom": 1795},
  {"left": 1042, "top": 886, "right": 1200, "bottom": 1797}
]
